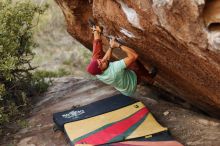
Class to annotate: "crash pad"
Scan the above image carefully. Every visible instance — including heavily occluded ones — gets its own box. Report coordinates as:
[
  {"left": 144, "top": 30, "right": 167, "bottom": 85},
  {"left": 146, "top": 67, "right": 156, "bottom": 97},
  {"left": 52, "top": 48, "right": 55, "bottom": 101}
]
[
  {"left": 53, "top": 94, "right": 137, "bottom": 130},
  {"left": 53, "top": 94, "right": 183, "bottom": 146}
]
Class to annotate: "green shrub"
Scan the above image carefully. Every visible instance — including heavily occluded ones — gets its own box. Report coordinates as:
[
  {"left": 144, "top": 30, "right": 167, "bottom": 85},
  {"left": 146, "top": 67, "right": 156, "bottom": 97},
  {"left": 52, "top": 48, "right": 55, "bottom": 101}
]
[
  {"left": 31, "top": 69, "right": 70, "bottom": 94},
  {"left": 0, "top": 0, "right": 48, "bottom": 127}
]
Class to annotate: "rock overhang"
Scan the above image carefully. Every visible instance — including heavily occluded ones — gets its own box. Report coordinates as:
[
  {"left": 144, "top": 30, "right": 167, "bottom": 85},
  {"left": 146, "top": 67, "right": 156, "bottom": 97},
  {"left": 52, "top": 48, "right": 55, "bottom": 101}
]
[{"left": 55, "top": 0, "right": 220, "bottom": 118}]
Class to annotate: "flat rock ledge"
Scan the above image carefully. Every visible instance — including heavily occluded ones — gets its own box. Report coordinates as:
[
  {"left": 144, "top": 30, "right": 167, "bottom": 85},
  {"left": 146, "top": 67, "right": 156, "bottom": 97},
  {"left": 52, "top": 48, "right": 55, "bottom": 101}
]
[{"left": 1, "top": 77, "right": 220, "bottom": 146}]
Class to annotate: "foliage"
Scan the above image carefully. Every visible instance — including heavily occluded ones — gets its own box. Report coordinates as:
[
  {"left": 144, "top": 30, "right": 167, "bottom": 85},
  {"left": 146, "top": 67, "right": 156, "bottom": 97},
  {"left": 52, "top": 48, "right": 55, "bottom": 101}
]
[
  {"left": 0, "top": 0, "right": 48, "bottom": 127},
  {"left": 31, "top": 69, "right": 70, "bottom": 94},
  {"left": 34, "top": 69, "right": 70, "bottom": 78}
]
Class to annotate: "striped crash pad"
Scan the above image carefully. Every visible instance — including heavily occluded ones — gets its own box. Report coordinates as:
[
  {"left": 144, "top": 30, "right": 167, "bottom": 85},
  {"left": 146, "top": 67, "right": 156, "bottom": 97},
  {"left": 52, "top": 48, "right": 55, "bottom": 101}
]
[{"left": 53, "top": 94, "right": 183, "bottom": 146}]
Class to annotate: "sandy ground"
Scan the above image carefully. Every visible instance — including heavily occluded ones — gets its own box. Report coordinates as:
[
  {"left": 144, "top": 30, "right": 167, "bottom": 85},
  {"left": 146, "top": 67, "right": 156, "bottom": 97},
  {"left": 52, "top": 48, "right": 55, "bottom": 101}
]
[{"left": 1, "top": 77, "right": 220, "bottom": 146}]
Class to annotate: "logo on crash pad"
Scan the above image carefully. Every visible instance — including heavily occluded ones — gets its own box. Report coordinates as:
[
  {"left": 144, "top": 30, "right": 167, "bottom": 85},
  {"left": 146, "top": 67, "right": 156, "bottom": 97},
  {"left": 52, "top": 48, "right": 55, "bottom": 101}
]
[{"left": 62, "top": 110, "right": 85, "bottom": 119}]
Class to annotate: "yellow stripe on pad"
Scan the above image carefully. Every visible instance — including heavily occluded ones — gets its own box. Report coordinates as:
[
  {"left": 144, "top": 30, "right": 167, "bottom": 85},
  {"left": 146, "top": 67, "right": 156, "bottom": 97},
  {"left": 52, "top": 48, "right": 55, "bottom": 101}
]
[
  {"left": 126, "top": 113, "right": 167, "bottom": 139},
  {"left": 65, "top": 102, "right": 144, "bottom": 140},
  {"left": 64, "top": 102, "right": 167, "bottom": 141}
]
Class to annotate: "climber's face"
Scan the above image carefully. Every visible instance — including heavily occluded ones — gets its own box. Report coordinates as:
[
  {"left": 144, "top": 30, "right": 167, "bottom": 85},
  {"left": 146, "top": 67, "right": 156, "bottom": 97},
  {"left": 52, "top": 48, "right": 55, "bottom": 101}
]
[{"left": 97, "top": 59, "right": 109, "bottom": 71}]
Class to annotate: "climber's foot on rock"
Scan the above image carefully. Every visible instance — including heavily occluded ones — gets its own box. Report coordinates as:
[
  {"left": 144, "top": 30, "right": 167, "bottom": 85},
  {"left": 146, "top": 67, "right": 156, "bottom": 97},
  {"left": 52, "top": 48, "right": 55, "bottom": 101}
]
[
  {"left": 140, "top": 66, "right": 157, "bottom": 86},
  {"left": 149, "top": 66, "right": 158, "bottom": 78}
]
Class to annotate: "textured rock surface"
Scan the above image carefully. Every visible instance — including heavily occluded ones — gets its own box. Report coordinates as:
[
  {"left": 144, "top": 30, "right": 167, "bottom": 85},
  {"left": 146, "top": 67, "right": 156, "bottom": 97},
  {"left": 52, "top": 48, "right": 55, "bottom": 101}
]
[
  {"left": 1, "top": 77, "right": 220, "bottom": 146},
  {"left": 203, "top": 0, "right": 220, "bottom": 51},
  {"left": 55, "top": 0, "right": 220, "bottom": 117}
]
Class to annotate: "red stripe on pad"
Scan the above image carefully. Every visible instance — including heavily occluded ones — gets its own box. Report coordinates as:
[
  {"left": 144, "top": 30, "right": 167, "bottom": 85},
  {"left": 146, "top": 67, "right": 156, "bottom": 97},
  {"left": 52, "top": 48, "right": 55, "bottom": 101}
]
[{"left": 76, "top": 107, "right": 148, "bottom": 145}]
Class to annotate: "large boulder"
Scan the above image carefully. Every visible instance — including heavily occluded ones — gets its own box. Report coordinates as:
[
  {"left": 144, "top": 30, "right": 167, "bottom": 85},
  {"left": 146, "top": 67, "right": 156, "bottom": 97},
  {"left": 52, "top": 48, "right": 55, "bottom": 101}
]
[{"left": 55, "top": 0, "right": 220, "bottom": 118}]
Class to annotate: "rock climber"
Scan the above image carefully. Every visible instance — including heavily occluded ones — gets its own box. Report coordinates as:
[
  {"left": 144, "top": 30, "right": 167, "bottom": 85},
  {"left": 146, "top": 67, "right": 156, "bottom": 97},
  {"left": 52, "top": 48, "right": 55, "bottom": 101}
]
[{"left": 86, "top": 23, "right": 157, "bottom": 96}]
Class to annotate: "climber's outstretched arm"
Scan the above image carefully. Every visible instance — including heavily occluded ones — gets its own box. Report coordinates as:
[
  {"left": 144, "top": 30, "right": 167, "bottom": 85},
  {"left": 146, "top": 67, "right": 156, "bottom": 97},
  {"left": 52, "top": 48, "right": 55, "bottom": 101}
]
[
  {"left": 102, "top": 47, "right": 114, "bottom": 62},
  {"left": 93, "top": 26, "right": 101, "bottom": 40},
  {"left": 120, "top": 45, "right": 138, "bottom": 67},
  {"left": 109, "top": 38, "right": 138, "bottom": 67}
]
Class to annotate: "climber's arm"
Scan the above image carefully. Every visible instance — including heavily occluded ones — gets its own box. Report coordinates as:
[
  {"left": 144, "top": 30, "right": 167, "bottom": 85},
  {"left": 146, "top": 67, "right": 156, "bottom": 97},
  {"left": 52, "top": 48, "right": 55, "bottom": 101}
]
[
  {"left": 120, "top": 45, "right": 138, "bottom": 67},
  {"left": 102, "top": 47, "right": 113, "bottom": 62},
  {"left": 109, "top": 37, "right": 138, "bottom": 67}
]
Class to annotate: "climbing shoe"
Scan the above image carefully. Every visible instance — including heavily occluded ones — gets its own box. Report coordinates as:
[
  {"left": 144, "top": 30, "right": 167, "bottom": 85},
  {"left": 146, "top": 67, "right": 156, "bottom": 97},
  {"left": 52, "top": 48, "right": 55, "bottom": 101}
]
[{"left": 149, "top": 66, "right": 158, "bottom": 78}]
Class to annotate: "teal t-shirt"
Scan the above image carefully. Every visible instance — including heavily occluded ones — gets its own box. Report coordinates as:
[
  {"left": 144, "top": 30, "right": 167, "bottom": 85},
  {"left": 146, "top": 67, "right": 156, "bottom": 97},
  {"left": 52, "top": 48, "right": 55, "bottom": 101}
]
[{"left": 96, "top": 59, "right": 137, "bottom": 96}]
